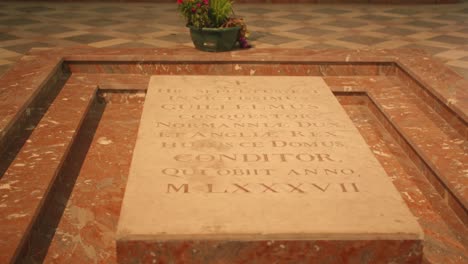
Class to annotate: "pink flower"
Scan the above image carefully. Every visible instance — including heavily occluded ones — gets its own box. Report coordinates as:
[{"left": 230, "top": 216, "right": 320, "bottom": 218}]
[
  {"left": 203, "top": 0, "right": 208, "bottom": 4},
  {"left": 177, "top": 0, "right": 183, "bottom": 4},
  {"left": 197, "top": 3, "right": 201, "bottom": 7}
]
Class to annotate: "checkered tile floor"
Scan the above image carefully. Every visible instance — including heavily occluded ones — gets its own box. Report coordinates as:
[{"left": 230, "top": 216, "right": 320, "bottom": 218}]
[{"left": 0, "top": 2, "right": 467, "bottom": 79}]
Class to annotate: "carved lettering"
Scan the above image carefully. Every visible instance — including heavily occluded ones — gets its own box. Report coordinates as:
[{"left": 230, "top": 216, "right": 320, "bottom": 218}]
[
  {"left": 207, "top": 184, "right": 227, "bottom": 193},
  {"left": 162, "top": 168, "right": 274, "bottom": 177},
  {"left": 271, "top": 140, "right": 344, "bottom": 148},
  {"left": 156, "top": 122, "right": 288, "bottom": 129},
  {"left": 172, "top": 153, "right": 338, "bottom": 163},
  {"left": 287, "top": 183, "right": 305, "bottom": 193},
  {"left": 260, "top": 183, "right": 278, "bottom": 193},
  {"left": 167, "top": 184, "right": 189, "bottom": 193},
  {"left": 177, "top": 113, "right": 314, "bottom": 120},
  {"left": 232, "top": 184, "right": 251, "bottom": 193},
  {"left": 340, "top": 183, "right": 360, "bottom": 193},
  {"left": 287, "top": 168, "right": 355, "bottom": 176},
  {"left": 310, "top": 183, "right": 330, "bottom": 192},
  {"left": 164, "top": 183, "right": 361, "bottom": 194}
]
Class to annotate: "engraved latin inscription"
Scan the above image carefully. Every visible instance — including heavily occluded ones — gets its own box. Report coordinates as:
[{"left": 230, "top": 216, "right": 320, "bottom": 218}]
[{"left": 146, "top": 77, "right": 367, "bottom": 195}]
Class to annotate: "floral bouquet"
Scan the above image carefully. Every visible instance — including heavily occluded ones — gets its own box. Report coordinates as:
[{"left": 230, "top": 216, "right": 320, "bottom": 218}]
[{"left": 177, "top": 0, "right": 250, "bottom": 49}]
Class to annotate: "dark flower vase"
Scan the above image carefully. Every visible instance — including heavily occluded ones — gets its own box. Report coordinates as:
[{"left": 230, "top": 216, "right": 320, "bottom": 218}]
[{"left": 189, "top": 26, "right": 240, "bottom": 52}]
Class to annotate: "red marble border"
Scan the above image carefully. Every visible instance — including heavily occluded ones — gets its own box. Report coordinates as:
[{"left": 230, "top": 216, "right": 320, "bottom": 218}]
[
  {"left": 116, "top": 239, "right": 423, "bottom": 264},
  {"left": 0, "top": 47, "right": 466, "bottom": 263},
  {"left": 0, "top": 76, "right": 97, "bottom": 262},
  {"left": 0, "top": 56, "right": 64, "bottom": 156}
]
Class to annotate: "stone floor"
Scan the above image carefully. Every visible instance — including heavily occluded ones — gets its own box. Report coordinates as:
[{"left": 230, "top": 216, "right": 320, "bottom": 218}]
[{"left": 0, "top": 2, "right": 467, "bottom": 79}]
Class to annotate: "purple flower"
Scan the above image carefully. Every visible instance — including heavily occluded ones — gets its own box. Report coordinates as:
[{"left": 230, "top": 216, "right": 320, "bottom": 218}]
[{"left": 239, "top": 37, "right": 249, "bottom": 49}]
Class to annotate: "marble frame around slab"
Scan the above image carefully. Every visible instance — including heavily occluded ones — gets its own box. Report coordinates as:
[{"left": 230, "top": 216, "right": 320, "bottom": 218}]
[{"left": 0, "top": 47, "right": 466, "bottom": 263}]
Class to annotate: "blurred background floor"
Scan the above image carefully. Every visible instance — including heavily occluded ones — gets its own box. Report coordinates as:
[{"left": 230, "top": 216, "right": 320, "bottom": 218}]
[{"left": 0, "top": 2, "right": 467, "bottom": 78}]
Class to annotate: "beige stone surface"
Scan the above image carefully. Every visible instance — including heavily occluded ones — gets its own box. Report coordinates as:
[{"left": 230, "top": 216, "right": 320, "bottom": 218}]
[{"left": 117, "top": 76, "right": 423, "bottom": 241}]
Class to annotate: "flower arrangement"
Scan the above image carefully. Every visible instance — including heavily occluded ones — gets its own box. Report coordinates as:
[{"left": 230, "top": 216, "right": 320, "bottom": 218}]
[{"left": 177, "top": 0, "right": 250, "bottom": 49}]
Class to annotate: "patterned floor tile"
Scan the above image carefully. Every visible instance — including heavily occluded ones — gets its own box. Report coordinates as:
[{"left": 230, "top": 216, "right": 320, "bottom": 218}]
[
  {"left": 237, "top": 7, "right": 272, "bottom": 14},
  {"left": 435, "top": 50, "right": 468, "bottom": 60},
  {"left": 126, "top": 12, "right": 161, "bottom": 20},
  {"left": 376, "top": 27, "right": 418, "bottom": 36},
  {"left": 16, "top": 6, "right": 55, "bottom": 13},
  {"left": 419, "top": 39, "right": 458, "bottom": 49},
  {"left": 26, "top": 25, "right": 74, "bottom": 35},
  {"left": 93, "top": 7, "right": 128, "bottom": 13},
  {"left": 156, "top": 33, "right": 192, "bottom": 44},
  {"left": 88, "top": 38, "right": 130, "bottom": 48},
  {"left": 249, "top": 19, "right": 284, "bottom": 28},
  {"left": 407, "top": 20, "right": 446, "bottom": 29},
  {"left": 81, "top": 19, "right": 124, "bottom": 27},
  {"left": 339, "top": 35, "right": 386, "bottom": 46},
  {"left": 0, "top": 18, "right": 39, "bottom": 26},
  {"left": 108, "top": 41, "right": 160, "bottom": 48},
  {"left": 0, "top": 48, "right": 22, "bottom": 59},
  {"left": 51, "top": 30, "right": 89, "bottom": 39},
  {"left": 3, "top": 42, "right": 52, "bottom": 54},
  {"left": 253, "top": 32, "right": 296, "bottom": 45},
  {"left": 324, "top": 20, "right": 368, "bottom": 28},
  {"left": 357, "top": 14, "right": 396, "bottom": 21},
  {"left": 48, "top": 12, "right": 87, "bottom": 20},
  {"left": 304, "top": 43, "right": 343, "bottom": 49},
  {"left": 0, "top": 33, "right": 17, "bottom": 42},
  {"left": 400, "top": 43, "right": 448, "bottom": 56},
  {"left": 140, "top": 38, "right": 180, "bottom": 48},
  {"left": 447, "top": 59, "right": 468, "bottom": 69},
  {"left": 155, "top": 19, "right": 186, "bottom": 27},
  {"left": 374, "top": 40, "right": 411, "bottom": 49},
  {"left": 325, "top": 39, "right": 366, "bottom": 49},
  {"left": 0, "top": 2, "right": 466, "bottom": 80},
  {"left": 64, "top": 34, "right": 114, "bottom": 44},
  {"left": 278, "top": 39, "right": 314, "bottom": 48},
  {"left": 457, "top": 27, "right": 468, "bottom": 34},
  {"left": 455, "top": 8, "right": 468, "bottom": 14},
  {"left": 115, "top": 26, "right": 161, "bottom": 35},
  {"left": 314, "top": 8, "right": 350, "bottom": 15},
  {"left": 290, "top": 27, "right": 335, "bottom": 37},
  {"left": 432, "top": 14, "right": 468, "bottom": 22},
  {"left": 0, "top": 58, "right": 11, "bottom": 67},
  {"left": 428, "top": 35, "right": 468, "bottom": 46},
  {"left": 279, "top": 13, "right": 316, "bottom": 21},
  {"left": 386, "top": 8, "right": 422, "bottom": 15},
  {"left": 451, "top": 66, "right": 468, "bottom": 79},
  {"left": 0, "top": 39, "right": 37, "bottom": 49}
]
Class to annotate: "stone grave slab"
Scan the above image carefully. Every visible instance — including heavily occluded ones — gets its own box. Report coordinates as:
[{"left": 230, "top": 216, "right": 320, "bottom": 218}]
[{"left": 116, "top": 76, "right": 423, "bottom": 263}]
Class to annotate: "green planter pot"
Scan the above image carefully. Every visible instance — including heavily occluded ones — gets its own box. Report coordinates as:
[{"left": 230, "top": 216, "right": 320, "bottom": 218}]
[{"left": 189, "top": 26, "right": 240, "bottom": 52}]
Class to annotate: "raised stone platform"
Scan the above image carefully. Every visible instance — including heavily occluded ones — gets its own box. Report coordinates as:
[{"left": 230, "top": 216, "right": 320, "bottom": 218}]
[
  {"left": 0, "top": 48, "right": 466, "bottom": 264},
  {"left": 116, "top": 76, "right": 423, "bottom": 263}
]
